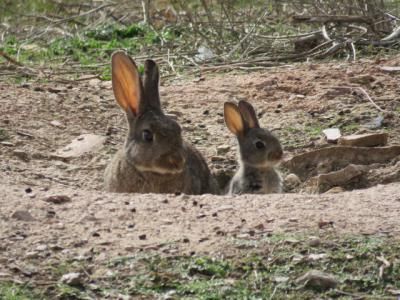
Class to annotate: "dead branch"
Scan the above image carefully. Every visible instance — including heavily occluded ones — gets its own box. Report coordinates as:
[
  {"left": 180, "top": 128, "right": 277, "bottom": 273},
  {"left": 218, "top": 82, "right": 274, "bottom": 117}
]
[
  {"left": 227, "top": 8, "right": 270, "bottom": 58},
  {"left": 381, "top": 26, "right": 400, "bottom": 41},
  {"left": 377, "top": 255, "right": 391, "bottom": 279},
  {"left": 292, "top": 15, "right": 373, "bottom": 25},
  {"left": 141, "top": 0, "right": 151, "bottom": 25},
  {"left": 321, "top": 25, "right": 332, "bottom": 41},
  {"left": 256, "top": 30, "right": 322, "bottom": 40},
  {"left": 0, "top": 50, "right": 24, "bottom": 66},
  {"left": 52, "top": 3, "right": 115, "bottom": 25},
  {"left": 329, "top": 86, "right": 388, "bottom": 113}
]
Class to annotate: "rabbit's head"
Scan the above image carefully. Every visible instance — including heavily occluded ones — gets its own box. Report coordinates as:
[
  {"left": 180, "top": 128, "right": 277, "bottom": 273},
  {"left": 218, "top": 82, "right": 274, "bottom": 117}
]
[
  {"left": 224, "top": 100, "right": 282, "bottom": 168},
  {"left": 111, "top": 51, "right": 185, "bottom": 174}
]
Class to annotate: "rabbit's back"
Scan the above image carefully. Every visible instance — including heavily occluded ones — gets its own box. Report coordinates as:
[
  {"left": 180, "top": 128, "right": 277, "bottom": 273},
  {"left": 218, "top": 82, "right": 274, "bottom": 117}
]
[{"left": 184, "top": 143, "right": 219, "bottom": 194}]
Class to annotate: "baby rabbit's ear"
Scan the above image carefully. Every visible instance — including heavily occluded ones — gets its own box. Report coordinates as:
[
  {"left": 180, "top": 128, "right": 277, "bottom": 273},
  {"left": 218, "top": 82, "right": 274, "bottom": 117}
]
[
  {"left": 238, "top": 100, "right": 260, "bottom": 129},
  {"left": 111, "top": 51, "right": 142, "bottom": 116},
  {"left": 224, "top": 102, "right": 244, "bottom": 136}
]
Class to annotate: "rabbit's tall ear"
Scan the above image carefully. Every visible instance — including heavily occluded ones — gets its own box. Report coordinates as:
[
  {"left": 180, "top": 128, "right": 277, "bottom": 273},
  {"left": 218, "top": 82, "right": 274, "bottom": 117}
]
[
  {"left": 111, "top": 51, "right": 142, "bottom": 116},
  {"left": 224, "top": 102, "right": 245, "bottom": 136},
  {"left": 142, "top": 59, "right": 161, "bottom": 111},
  {"left": 238, "top": 100, "right": 260, "bottom": 129}
]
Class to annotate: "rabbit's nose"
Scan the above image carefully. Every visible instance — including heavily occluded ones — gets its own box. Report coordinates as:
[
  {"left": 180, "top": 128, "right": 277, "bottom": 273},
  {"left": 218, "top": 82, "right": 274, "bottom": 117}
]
[
  {"left": 167, "top": 151, "right": 185, "bottom": 169},
  {"left": 268, "top": 149, "right": 283, "bottom": 161}
]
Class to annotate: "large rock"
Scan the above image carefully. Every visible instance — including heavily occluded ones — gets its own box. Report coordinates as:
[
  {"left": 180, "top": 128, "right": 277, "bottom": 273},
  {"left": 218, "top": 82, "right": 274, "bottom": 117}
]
[
  {"left": 322, "top": 128, "right": 341, "bottom": 143},
  {"left": 338, "top": 132, "right": 388, "bottom": 147},
  {"left": 54, "top": 134, "right": 106, "bottom": 159},
  {"left": 11, "top": 210, "right": 36, "bottom": 222}
]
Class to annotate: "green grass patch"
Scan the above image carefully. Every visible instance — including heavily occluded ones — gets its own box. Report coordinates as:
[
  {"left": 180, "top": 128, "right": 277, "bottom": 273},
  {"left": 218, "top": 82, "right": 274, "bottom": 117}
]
[
  {"left": 0, "top": 282, "right": 43, "bottom": 300},
  {"left": 0, "top": 23, "right": 182, "bottom": 80},
  {"left": 0, "top": 128, "right": 9, "bottom": 141},
  {"left": 2, "top": 233, "right": 399, "bottom": 299},
  {"left": 119, "top": 233, "right": 400, "bottom": 299}
]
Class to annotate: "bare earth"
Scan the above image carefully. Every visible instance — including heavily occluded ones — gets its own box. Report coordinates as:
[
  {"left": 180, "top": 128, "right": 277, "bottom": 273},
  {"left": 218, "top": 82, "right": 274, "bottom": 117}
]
[{"left": 1, "top": 56, "right": 400, "bottom": 272}]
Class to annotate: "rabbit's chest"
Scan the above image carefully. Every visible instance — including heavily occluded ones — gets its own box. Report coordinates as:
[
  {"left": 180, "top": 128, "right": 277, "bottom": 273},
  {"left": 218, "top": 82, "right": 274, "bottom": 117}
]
[{"left": 236, "top": 168, "right": 281, "bottom": 194}]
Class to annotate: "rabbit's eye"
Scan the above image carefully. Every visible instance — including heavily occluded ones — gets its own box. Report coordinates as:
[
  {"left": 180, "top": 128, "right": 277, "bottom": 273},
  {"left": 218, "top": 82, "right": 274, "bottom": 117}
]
[
  {"left": 255, "top": 141, "right": 266, "bottom": 149},
  {"left": 142, "top": 130, "right": 153, "bottom": 142}
]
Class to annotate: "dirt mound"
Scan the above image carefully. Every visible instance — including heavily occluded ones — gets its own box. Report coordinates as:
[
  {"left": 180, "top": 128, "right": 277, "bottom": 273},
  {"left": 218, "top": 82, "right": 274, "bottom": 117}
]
[{"left": 1, "top": 182, "right": 400, "bottom": 263}]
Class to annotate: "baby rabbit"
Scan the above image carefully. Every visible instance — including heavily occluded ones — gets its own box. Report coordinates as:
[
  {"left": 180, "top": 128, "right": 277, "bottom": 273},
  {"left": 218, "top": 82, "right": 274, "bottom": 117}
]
[
  {"left": 104, "top": 51, "right": 218, "bottom": 194},
  {"left": 224, "top": 100, "right": 283, "bottom": 194}
]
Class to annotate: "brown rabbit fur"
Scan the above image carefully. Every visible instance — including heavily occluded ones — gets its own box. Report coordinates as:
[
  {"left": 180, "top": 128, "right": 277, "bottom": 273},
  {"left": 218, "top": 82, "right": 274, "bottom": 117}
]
[
  {"left": 104, "top": 51, "right": 218, "bottom": 194},
  {"left": 224, "top": 100, "right": 283, "bottom": 195}
]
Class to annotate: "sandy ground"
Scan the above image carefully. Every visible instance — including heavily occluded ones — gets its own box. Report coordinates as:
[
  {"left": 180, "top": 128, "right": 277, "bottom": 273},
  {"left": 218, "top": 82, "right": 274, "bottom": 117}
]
[
  {"left": 1, "top": 182, "right": 400, "bottom": 262},
  {"left": 1, "top": 56, "right": 400, "bottom": 273}
]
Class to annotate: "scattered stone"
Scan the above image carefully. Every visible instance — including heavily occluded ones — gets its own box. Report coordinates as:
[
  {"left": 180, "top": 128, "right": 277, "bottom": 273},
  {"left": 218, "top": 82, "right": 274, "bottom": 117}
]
[
  {"left": 44, "top": 195, "right": 71, "bottom": 204},
  {"left": 10, "top": 263, "right": 38, "bottom": 277},
  {"left": 13, "top": 150, "right": 30, "bottom": 162},
  {"left": 36, "top": 244, "right": 48, "bottom": 252},
  {"left": 167, "top": 110, "right": 183, "bottom": 117},
  {"left": 182, "top": 125, "right": 194, "bottom": 132},
  {"left": 318, "top": 220, "right": 334, "bottom": 229},
  {"left": 379, "top": 66, "right": 400, "bottom": 73},
  {"left": 50, "top": 244, "right": 64, "bottom": 251},
  {"left": 308, "top": 253, "right": 327, "bottom": 261},
  {"left": 217, "top": 145, "right": 230, "bottom": 155},
  {"left": 211, "top": 156, "right": 225, "bottom": 162},
  {"left": 295, "top": 270, "right": 339, "bottom": 290},
  {"left": 285, "top": 237, "right": 299, "bottom": 244},
  {"left": 308, "top": 237, "right": 321, "bottom": 247},
  {"left": 25, "top": 251, "right": 39, "bottom": 259},
  {"left": 338, "top": 132, "right": 388, "bottom": 147},
  {"left": 47, "top": 87, "right": 65, "bottom": 93},
  {"left": 325, "top": 186, "right": 345, "bottom": 194},
  {"left": 11, "top": 210, "right": 36, "bottom": 222},
  {"left": 139, "top": 234, "right": 147, "bottom": 240},
  {"left": 322, "top": 128, "right": 341, "bottom": 143},
  {"left": 46, "top": 210, "right": 56, "bottom": 218},
  {"left": 54, "top": 134, "right": 106, "bottom": 159},
  {"left": 388, "top": 289, "right": 400, "bottom": 296},
  {"left": 16, "top": 130, "right": 34, "bottom": 139},
  {"left": 364, "top": 115, "right": 384, "bottom": 129},
  {"left": 274, "top": 276, "right": 289, "bottom": 283},
  {"left": 0, "top": 141, "right": 15, "bottom": 147},
  {"left": 60, "top": 272, "right": 84, "bottom": 286},
  {"left": 50, "top": 120, "right": 64, "bottom": 128},
  {"left": 0, "top": 272, "right": 12, "bottom": 279},
  {"left": 165, "top": 113, "right": 178, "bottom": 120},
  {"left": 33, "top": 86, "right": 45, "bottom": 92},
  {"left": 88, "top": 78, "right": 101, "bottom": 87},
  {"left": 348, "top": 74, "right": 375, "bottom": 84},
  {"left": 180, "top": 194, "right": 190, "bottom": 200},
  {"left": 284, "top": 173, "right": 301, "bottom": 189}
]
